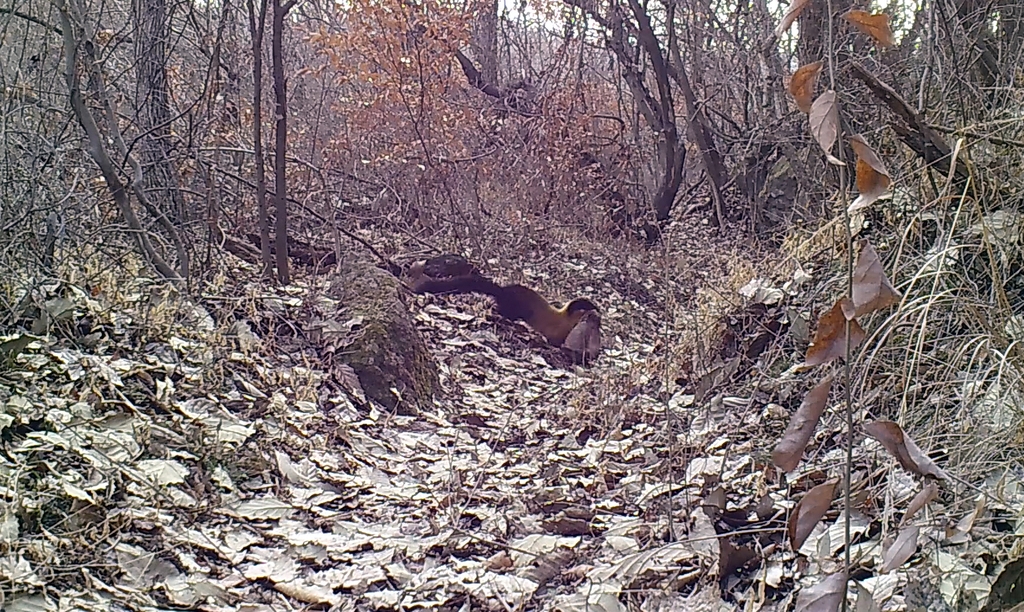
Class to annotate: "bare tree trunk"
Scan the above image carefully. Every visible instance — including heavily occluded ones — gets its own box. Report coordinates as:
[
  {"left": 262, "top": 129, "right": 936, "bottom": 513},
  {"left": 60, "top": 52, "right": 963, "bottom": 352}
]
[
  {"left": 471, "top": 0, "right": 499, "bottom": 85},
  {"left": 57, "top": 0, "right": 185, "bottom": 283},
  {"left": 271, "top": 0, "right": 295, "bottom": 284},
  {"left": 134, "top": 0, "right": 185, "bottom": 222},
  {"left": 624, "top": 0, "right": 684, "bottom": 222},
  {"left": 247, "top": 0, "right": 272, "bottom": 278},
  {"left": 565, "top": 0, "right": 687, "bottom": 225},
  {"left": 795, "top": 0, "right": 827, "bottom": 66},
  {"left": 667, "top": 4, "right": 726, "bottom": 226}
]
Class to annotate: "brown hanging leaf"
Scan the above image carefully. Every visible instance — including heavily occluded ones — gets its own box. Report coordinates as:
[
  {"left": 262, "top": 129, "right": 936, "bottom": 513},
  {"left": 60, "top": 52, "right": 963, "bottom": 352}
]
[
  {"left": 788, "top": 478, "right": 839, "bottom": 550},
  {"left": 789, "top": 61, "right": 824, "bottom": 113},
  {"left": 775, "top": 0, "right": 812, "bottom": 37},
  {"left": 849, "top": 134, "right": 890, "bottom": 176},
  {"left": 803, "top": 298, "right": 866, "bottom": 368},
  {"left": 852, "top": 239, "right": 902, "bottom": 317},
  {"left": 863, "top": 420, "right": 949, "bottom": 480},
  {"left": 881, "top": 525, "right": 920, "bottom": 573},
  {"left": 843, "top": 10, "right": 895, "bottom": 47},
  {"left": 810, "top": 91, "right": 845, "bottom": 166},
  {"left": 848, "top": 134, "right": 892, "bottom": 212},
  {"left": 772, "top": 375, "right": 834, "bottom": 472},
  {"left": 900, "top": 482, "right": 939, "bottom": 527},
  {"left": 794, "top": 571, "right": 848, "bottom": 612}
]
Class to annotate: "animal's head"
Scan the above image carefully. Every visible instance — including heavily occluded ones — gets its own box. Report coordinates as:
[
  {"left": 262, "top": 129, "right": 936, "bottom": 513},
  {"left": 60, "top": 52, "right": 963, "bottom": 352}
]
[
  {"left": 566, "top": 298, "right": 599, "bottom": 314},
  {"left": 564, "top": 308, "right": 602, "bottom": 364}
]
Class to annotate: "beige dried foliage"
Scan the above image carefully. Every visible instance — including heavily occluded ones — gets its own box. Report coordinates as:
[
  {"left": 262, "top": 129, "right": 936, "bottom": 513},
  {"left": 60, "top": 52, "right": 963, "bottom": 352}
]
[
  {"left": 809, "top": 91, "right": 845, "bottom": 166},
  {"left": 678, "top": 252, "right": 761, "bottom": 363}
]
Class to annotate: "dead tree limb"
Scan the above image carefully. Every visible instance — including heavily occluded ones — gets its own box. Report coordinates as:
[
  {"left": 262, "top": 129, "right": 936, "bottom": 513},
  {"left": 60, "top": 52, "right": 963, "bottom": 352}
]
[
  {"left": 56, "top": 0, "right": 185, "bottom": 284},
  {"left": 563, "top": 0, "right": 685, "bottom": 223},
  {"left": 850, "top": 62, "right": 969, "bottom": 183}
]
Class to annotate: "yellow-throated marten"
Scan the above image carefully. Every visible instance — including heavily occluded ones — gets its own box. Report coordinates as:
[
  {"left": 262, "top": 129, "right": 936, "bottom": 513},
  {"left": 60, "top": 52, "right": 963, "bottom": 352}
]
[{"left": 407, "top": 258, "right": 600, "bottom": 349}]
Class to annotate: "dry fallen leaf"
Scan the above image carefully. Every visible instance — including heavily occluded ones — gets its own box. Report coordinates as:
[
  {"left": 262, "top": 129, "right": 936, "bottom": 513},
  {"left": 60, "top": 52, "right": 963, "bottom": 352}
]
[
  {"left": 945, "top": 494, "right": 986, "bottom": 544},
  {"left": 851, "top": 239, "right": 902, "bottom": 317},
  {"left": 788, "top": 478, "right": 839, "bottom": 550},
  {"left": 804, "top": 298, "right": 866, "bottom": 367},
  {"left": 863, "top": 420, "right": 949, "bottom": 480},
  {"left": 790, "top": 61, "right": 824, "bottom": 113},
  {"left": 854, "top": 581, "right": 881, "bottom": 612},
  {"left": 795, "top": 570, "right": 848, "bottom": 612},
  {"left": 772, "top": 375, "right": 833, "bottom": 472},
  {"left": 881, "top": 525, "right": 920, "bottom": 573},
  {"left": 901, "top": 481, "right": 939, "bottom": 527},
  {"left": 843, "top": 10, "right": 895, "bottom": 47}
]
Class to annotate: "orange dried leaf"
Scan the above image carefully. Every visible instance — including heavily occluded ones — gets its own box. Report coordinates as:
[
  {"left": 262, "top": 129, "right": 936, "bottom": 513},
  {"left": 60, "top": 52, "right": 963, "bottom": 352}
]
[
  {"left": 788, "top": 478, "right": 838, "bottom": 550},
  {"left": 790, "top": 61, "right": 824, "bottom": 113},
  {"left": 843, "top": 10, "right": 895, "bottom": 47},
  {"left": 775, "top": 0, "right": 812, "bottom": 37},
  {"left": 881, "top": 525, "right": 920, "bottom": 573},
  {"left": 852, "top": 239, "right": 902, "bottom": 317},
  {"left": 803, "top": 298, "right": 866, "bottom": 367},
  {"left": 863, "top": 420, "right": 949, "bottom": 480},
  {"left": 848, "top": 134, "right": 892, "bottom": 212},
  {"left": 772, "top": 375, "right": 833, "bottom": 472},
  {"left": 849, "top": 134, "right": 890, "bottom": 176},
  {"left": 795, "top": 571, "right": 848, "bottom": 612},
  {"left": 809, "top": 91, "right": 844, "bottom": 165}
]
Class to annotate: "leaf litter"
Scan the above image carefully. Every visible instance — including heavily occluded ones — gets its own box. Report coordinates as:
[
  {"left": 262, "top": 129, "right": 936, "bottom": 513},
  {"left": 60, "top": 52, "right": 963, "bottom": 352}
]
[{"left": 2, "top": 231, "right": 1023, "bottom": 612}]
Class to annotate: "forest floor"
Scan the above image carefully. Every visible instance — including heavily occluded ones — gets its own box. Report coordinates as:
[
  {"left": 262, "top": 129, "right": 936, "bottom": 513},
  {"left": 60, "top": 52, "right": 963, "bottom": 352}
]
[{"left": 1, "top": 218, "right": 1020, "bottom": 612}]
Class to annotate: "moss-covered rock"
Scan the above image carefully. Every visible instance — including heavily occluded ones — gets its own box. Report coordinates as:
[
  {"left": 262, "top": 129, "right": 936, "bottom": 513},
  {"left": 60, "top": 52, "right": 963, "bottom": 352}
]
[{"left": 325, "top": 261, "right": 439, "bottom": 414}]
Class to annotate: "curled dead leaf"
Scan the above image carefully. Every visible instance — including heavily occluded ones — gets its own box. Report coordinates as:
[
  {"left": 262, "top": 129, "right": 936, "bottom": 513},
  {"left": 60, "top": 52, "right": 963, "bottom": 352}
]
[
  {"left": 851, "top": 239, "right": 902, "bottom": 317},
  {"left": 848, "top": 135, "right": 892, "bottom": 212},
  {"left": 788, "top": 478, "right": 839, "bottom": 550},
  {"left": 795, "top": 570, "right": 848, "bottom": 612},
  {"left": 849, "top": 134, "right": 890, "bottom": 177},
  {"left": 901, "top": 482, "right": 939, "bottom": 527},
  {"left": 863, "top": 420, "right": 949, "bottom": 480},
  {"left": 803, "top": 298, "right": 866, "bottom": 367},
  {"left": 881, "top": 525, "right": 919, "bottom": 573},
  {"left": 945, "top": 494, "right": 986, "bottom": 544},
  {"left": 775, "top": 0, "right": 812, "bottom": 37},
  {"left": 810, "top": 91, "right": 845, "bottom": 166},
  {"left": 790, "top": 61, "right": 824, "bottom": 113},
  {"left": 772, "top": 375, "right": 833, "bottom": 472},
  {"left": 854, "top": 581, "right": 881, "bottom": 612},
  {"left": 843, "top": 10, "right": 895, "bottom": 47}
]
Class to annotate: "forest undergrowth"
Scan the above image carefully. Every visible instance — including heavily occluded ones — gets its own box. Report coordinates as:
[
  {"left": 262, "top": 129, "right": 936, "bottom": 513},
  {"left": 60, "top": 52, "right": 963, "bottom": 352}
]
[
  {"left": 3, "top": 194, "right": 1024, "bottom": 611},
  {"left": 4, "top": 0, "right": 1024, "bottom": 604}
]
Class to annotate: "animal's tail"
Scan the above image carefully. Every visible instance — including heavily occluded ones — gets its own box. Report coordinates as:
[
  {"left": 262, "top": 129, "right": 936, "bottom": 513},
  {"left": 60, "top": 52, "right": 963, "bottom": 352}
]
[{"left": 411, "top": 274, "right": 504, "bottom": 299}]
